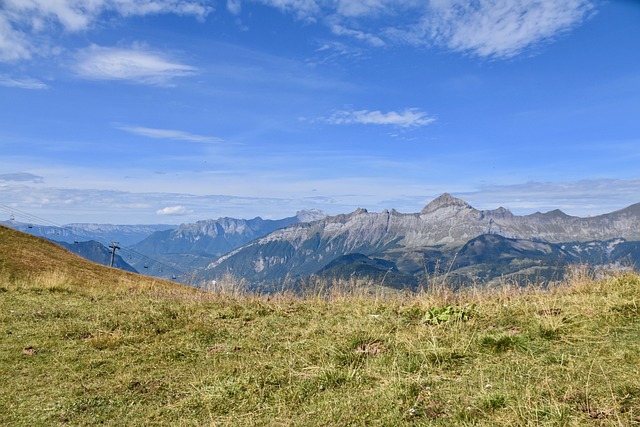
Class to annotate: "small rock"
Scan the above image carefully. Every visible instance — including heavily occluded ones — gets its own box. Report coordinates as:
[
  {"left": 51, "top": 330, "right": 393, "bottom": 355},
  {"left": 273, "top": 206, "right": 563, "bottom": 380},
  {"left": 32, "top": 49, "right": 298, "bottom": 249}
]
[{"left": 22, "top": 347, "right": 38, "bottom": 356}]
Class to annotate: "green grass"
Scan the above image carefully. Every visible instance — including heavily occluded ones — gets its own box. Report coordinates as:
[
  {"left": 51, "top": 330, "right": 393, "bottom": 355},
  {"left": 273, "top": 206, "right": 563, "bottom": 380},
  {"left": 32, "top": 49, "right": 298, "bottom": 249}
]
[{"left": 1, "top": 226, "right": 639, "bottom": 425}]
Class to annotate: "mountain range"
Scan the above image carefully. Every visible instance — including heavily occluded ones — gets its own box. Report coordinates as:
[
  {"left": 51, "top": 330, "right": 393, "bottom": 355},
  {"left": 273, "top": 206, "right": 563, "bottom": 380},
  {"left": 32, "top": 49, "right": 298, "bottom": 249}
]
[
  {"left": 4, "top": 195, "right": 640, "bottom": 290},
  {"left": 200, "top": 194, "right": 640, "bottom": 289},
  {"left": 128, "top": 210, "right": 327, "bottom": 279}
]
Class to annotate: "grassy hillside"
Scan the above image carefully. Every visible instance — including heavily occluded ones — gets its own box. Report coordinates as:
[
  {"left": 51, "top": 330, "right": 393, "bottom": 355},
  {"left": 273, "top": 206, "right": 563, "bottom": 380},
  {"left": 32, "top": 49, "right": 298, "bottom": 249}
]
[{"left": 1, "top": 225, "right": 639, "bottom": 425}]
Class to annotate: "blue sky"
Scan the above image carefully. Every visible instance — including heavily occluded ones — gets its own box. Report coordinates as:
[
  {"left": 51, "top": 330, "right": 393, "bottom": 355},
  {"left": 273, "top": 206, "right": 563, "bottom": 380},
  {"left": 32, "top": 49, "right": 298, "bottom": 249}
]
[{"left": 1, "top": 0, "right": 639, "bottom": 224}]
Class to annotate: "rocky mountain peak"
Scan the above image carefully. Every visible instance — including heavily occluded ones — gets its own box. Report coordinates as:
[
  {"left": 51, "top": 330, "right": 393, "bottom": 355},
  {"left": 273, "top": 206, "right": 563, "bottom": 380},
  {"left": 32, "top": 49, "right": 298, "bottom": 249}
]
[
  {"left": 296, "top": 209, "right": 327, "bottom": 223},
  {"left": 421, "top": 193, "right": 472, "bottom": 214}
]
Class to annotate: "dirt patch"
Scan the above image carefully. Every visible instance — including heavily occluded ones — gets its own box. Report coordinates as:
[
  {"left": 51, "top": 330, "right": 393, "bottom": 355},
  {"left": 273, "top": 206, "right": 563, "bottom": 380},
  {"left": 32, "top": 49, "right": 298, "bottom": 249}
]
[
  {"left": 208, "top": 345, "right": 241, "bottom": 353},
  {"left": 354, "top": 341, "right": 385, "bottom": 356}
]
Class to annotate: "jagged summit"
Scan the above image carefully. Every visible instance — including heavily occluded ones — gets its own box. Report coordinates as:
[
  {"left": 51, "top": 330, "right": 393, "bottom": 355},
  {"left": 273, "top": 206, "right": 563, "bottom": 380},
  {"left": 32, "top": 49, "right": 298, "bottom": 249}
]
[
  {"left": 296, "top": 209, "right": 327, "bottom": 223},
  {"left": 543, "top": 209, "right": 570, "bottom": 218},
  {"left": 421, "top": 193, "right": 473, "bottom": 214}
]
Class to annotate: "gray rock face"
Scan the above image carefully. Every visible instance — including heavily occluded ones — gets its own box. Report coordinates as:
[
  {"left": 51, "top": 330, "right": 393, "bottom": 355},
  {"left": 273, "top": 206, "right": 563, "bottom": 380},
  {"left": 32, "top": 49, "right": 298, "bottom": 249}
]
[
  {"left": 202, "top": 194, "right": 640, "bottom": 287},
  {"left": 129, "top": 210, "right": 328, "bottom": 276}
]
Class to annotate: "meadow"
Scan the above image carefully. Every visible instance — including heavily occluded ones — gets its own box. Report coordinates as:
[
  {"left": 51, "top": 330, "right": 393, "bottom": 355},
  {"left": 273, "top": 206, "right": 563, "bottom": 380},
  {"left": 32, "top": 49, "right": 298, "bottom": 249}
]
[{"left": 1, "top": 225, "right": 639, "bottom": 425}]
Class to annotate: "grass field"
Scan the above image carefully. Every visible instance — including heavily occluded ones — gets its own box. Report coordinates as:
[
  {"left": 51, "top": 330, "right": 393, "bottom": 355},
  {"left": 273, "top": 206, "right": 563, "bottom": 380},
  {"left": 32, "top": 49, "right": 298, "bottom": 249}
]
[{"left": 1, "top": 225, "right": 639, "bottom": 425}]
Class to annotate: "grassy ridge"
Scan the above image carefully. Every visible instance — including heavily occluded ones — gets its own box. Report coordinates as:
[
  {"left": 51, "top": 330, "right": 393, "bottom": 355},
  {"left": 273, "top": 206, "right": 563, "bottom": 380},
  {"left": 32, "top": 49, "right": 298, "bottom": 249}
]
[{"left": 1, "top": 225, "right": 639, "bottom": 425}]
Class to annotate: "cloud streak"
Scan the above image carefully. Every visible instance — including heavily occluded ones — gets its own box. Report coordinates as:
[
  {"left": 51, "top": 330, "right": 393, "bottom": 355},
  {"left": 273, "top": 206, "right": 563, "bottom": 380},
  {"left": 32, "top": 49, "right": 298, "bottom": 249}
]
[
  {"left": 118, "top": 125, "right": 222, "bottom": 143},
  {"left": 0, "top": 74, "right": 48, "bottom": 89},
  {"left": 0, "top": 173, "right": 44, "bottom": 183},
  {"left": 248, "top": 0, "right": 595, "bottom": 58},
  {"left": 326, "top": 108, "right": 435, "bottom": 128},
  {"left": 74, "top": 44, "right": 197, "bottom": 85},
  {"left": 459, "top": 179, "right": 640, "bottom": 216}
]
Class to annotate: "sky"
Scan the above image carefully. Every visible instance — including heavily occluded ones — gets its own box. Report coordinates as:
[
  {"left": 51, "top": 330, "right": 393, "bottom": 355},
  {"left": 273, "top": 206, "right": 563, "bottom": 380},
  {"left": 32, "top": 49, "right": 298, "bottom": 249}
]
[{"left": 1, "top": 0, "right": 639, "bottom": 225}]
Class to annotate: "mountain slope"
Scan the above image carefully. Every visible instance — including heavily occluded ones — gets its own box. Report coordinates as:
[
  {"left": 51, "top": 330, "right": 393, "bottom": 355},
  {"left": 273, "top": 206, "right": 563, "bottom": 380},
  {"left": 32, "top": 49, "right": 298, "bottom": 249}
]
[
  {"left": 0, "top": 225, "right": 180, "bottom": 289},
  {"left": 130, "top": 210, "right": 326, "bottom": 275},
  {"left": 56, "top": 240, "right": 138, "bottom": 273}
]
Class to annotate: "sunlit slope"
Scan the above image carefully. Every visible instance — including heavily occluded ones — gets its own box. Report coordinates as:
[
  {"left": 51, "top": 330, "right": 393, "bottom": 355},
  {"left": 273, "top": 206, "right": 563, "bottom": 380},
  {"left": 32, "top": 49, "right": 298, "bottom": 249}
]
[
  {"left": 0, "top": 225, "right": 190, "bottom": 292},
  {"left": 1, "top": 223, "right": 639, "bottom": 425}
]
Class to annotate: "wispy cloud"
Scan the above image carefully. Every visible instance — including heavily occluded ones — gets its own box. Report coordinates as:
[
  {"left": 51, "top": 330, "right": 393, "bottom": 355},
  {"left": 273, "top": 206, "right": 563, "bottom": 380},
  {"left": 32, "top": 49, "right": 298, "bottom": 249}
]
[
  {"left": 235, "top": 0, "right": 595, "bottom": 59},
  {"left": 255, "top": 0, "right": 321, "bottom": 21},
  {"left": 118, "top": 126, "right": 221, "bottom": 143},
  {"left": 0, "top": 173, "right": 44, "bottom": 183},
  {"left": 325, "top": 108, "right": 435, "bottom": 128},
  {"left": 335, "top": 0, "right": 397, "bottom": 18},
  {"left": 416, "top": 0, "right": 596, "bottom": 58},
  {"left": 0, "top": 0, "right": 595, "bottom": 64},
  {"left": 0, "top": 0, "right": 212, "bottom": 63},
  {"left": 227, "top": 0, "right": 242, "bottom": 15},
  {"left": 156, "top": 205, "right": 192, "bottom": 216},
  {"left": 3, "top": 178, "right": 639, "bottom": 225},
  {"left": 74, "top": 44, "right": 197, "bottom": 85},
  {"left": 0, "top": 15, "right": 32, "bottom": 62},
  {"left": 330, "top": 24, "right": 385, "bottom": 47},
  {"left": 0, "top": 74, "right": 48, "bottom": 89},
  {"left": 459, "top": 179, "right": 640, "bottom": 216}
]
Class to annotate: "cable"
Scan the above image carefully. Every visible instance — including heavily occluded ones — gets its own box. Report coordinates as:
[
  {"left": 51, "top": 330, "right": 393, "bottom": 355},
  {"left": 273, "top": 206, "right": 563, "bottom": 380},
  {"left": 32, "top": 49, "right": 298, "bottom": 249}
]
[{"left": 0, "top": 203, "right": 188, "bottom": 280}]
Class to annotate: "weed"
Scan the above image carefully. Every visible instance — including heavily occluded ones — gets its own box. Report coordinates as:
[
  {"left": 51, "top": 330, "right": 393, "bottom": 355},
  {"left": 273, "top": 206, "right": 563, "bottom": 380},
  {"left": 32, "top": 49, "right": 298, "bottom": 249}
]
[{"left": 422, "top": 304, "right": 473, "bottom": 325}]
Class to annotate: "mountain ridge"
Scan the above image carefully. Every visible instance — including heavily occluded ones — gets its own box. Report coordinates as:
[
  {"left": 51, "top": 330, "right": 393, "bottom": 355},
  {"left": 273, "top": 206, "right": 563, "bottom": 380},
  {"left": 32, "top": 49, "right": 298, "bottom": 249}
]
[
  {"left": 129, "top": 209, "right": 327, "bottom": 278},
  {"left": 202, "top": 194, "right": 640, "bottom": 288}
]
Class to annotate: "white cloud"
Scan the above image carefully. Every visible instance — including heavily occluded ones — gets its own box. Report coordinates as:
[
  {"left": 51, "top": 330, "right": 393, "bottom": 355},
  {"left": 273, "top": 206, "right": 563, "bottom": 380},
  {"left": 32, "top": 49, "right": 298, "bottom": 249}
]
[
  {"left": 459, "top": 179, "right": 640, "bottom": 216},
  {"left": 0, "top": 15, "right": 31, "bottom": 62},
  {"left": 0, "top": 0, "right": 212, "bottom": 63},
  {"left": 227, "top": 0, "right": 242, "bottom": 15},
  {"left": 335, "top": 0, "right": 387, "bottom": 17},
  {"left": 112, "top": 0, "right": 211, "bottom": 20},
  {"left": 0, "top": 74, "right": 48, "bottom": 89},
  {"left": 251, "top": 0, "right": 595, "bottom": 59},
  {"left": 156, "top": 205, "right": 191, "bottom": 216},
  {"left": 326, "top": 108, "right": 435, "bottom": 128},
  {"left": 0, "top": 0, "right": 595, "bottom": 64},
  {"left": 421, "top": 0, "right": 596, "bottom": 58},
  {"left": 74, "top": 44, "right": 197, "bottom": 85},
  {"left": 3, "top": 178, "right": 639, "bottom": 225},
  {"left": 119, "top": 126, "right": 222, "bottom": 143},
  {"left": 330, "top": 24, "right": 385, "bottom": 47}
]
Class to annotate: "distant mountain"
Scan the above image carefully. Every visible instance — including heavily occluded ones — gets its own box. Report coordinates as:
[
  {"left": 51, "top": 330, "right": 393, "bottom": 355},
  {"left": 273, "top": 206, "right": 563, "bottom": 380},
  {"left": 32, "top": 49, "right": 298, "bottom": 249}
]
[
  {"left": 315, "top": 253, "right": 418, "bottom": 290},
  {"left": 55, "top": 240, "right": 138, "bottom": 273},
  {"left": 0, "top": 221, "right": 175, "bottom": 246},
  {"left": 202, "top": 194, "right": 640, "bottom": 289},
  {"left": 130, "top": 210, "right": 327, "bottom": 278}
]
